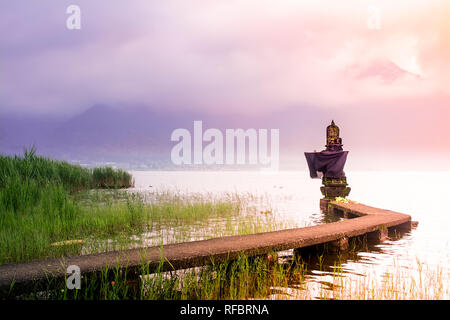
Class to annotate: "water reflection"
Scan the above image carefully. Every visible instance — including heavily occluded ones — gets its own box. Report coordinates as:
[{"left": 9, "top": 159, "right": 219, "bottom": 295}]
[{"left": 274, "top": 210, "right": 414, "bottom": 299}]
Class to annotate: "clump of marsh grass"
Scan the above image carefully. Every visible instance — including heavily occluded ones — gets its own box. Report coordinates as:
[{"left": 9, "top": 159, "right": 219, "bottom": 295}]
[
  {"left": 0, "top": 149, "right": 134, "bottom": 264},
  {"left": 92, "top": 167, "right": 133, "bottom": 189},
  {"left": 0, "top": 148, "right": 133, "bottom": 193}
]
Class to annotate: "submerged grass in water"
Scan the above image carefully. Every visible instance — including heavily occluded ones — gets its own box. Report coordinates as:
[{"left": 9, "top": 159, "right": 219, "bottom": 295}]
[{"left": 0, "top": 188, "right": 256, "bottom": 264}]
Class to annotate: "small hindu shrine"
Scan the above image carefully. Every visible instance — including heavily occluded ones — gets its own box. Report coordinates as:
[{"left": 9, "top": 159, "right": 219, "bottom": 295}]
[{"left": 304, "top": 120, "right": 351, "bottom": 207}]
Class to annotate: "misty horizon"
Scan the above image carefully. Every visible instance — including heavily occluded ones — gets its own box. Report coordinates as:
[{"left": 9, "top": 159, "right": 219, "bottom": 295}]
[{"left": 1, "top": 103, "right": 449, "bottom": 172}]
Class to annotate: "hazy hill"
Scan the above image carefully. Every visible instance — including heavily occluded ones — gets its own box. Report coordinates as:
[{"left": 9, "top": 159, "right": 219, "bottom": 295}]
[{"left": 1, "top": 102, "right": 447, "bottom": 170}]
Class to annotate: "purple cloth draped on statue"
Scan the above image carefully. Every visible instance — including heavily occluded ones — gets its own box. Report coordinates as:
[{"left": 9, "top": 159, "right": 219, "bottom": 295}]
[{"left": 304, "top": 151, "right": 349, "bottom": 179}]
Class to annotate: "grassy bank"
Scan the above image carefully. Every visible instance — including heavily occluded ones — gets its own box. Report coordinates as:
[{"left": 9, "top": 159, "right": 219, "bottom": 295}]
[
  {"left": 0, "top": 148, "right": 133, "bottom": 192},
  {"left": 0, "top": 150, "right": 288, "bottom": 265},
  {"left": 0, "top": 149, "right": 134, "bottom": 264}
]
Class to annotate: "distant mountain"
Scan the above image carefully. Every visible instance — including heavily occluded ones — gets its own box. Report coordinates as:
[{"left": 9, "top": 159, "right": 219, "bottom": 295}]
[
  {"left": 1, "top": 101, "right": 448, "bottom": 171},
  {"left": 42, "top": 104, "right": 212, "bottom": 164},
  {"left": 0, "top": 103, "right": 325, "bottom": 167},
  {"left": 49, "top": 104, "right": 167, "bottom": 154}
]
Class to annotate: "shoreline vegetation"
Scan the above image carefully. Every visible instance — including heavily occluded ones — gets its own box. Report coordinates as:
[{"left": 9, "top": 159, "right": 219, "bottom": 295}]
[
  {"left": 0, "top": 149, "right": 289, "bottom": 265},
  {"left": 0, "top": 150, "right": 446, "bottom": 300},
  {"left": 0, "top": 148, "right": 132, "bottom": 264}
]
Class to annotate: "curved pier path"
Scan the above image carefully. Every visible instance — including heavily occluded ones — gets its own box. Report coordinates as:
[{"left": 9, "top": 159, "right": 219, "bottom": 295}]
[{"left": 0, "top": 201, "right": 413, "bottom": 298}]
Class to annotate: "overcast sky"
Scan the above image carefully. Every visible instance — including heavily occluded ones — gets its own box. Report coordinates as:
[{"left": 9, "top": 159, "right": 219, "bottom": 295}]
[
  {"left": 0, "top": 0, "right": 448, "bottom": 113},
  {"left": 1, "top": 0, "right": 449, "bottom": 163}
]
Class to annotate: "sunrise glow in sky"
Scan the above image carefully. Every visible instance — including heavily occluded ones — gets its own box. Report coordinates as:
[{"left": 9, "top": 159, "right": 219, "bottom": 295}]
[{"left": 0, "top": 0, "right": 449, "bottom": 169}]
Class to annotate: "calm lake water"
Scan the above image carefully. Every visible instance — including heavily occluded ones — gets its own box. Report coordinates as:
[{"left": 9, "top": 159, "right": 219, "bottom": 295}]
[{"left": 129, "top": 170, "right": 450, "bottom": 299}]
